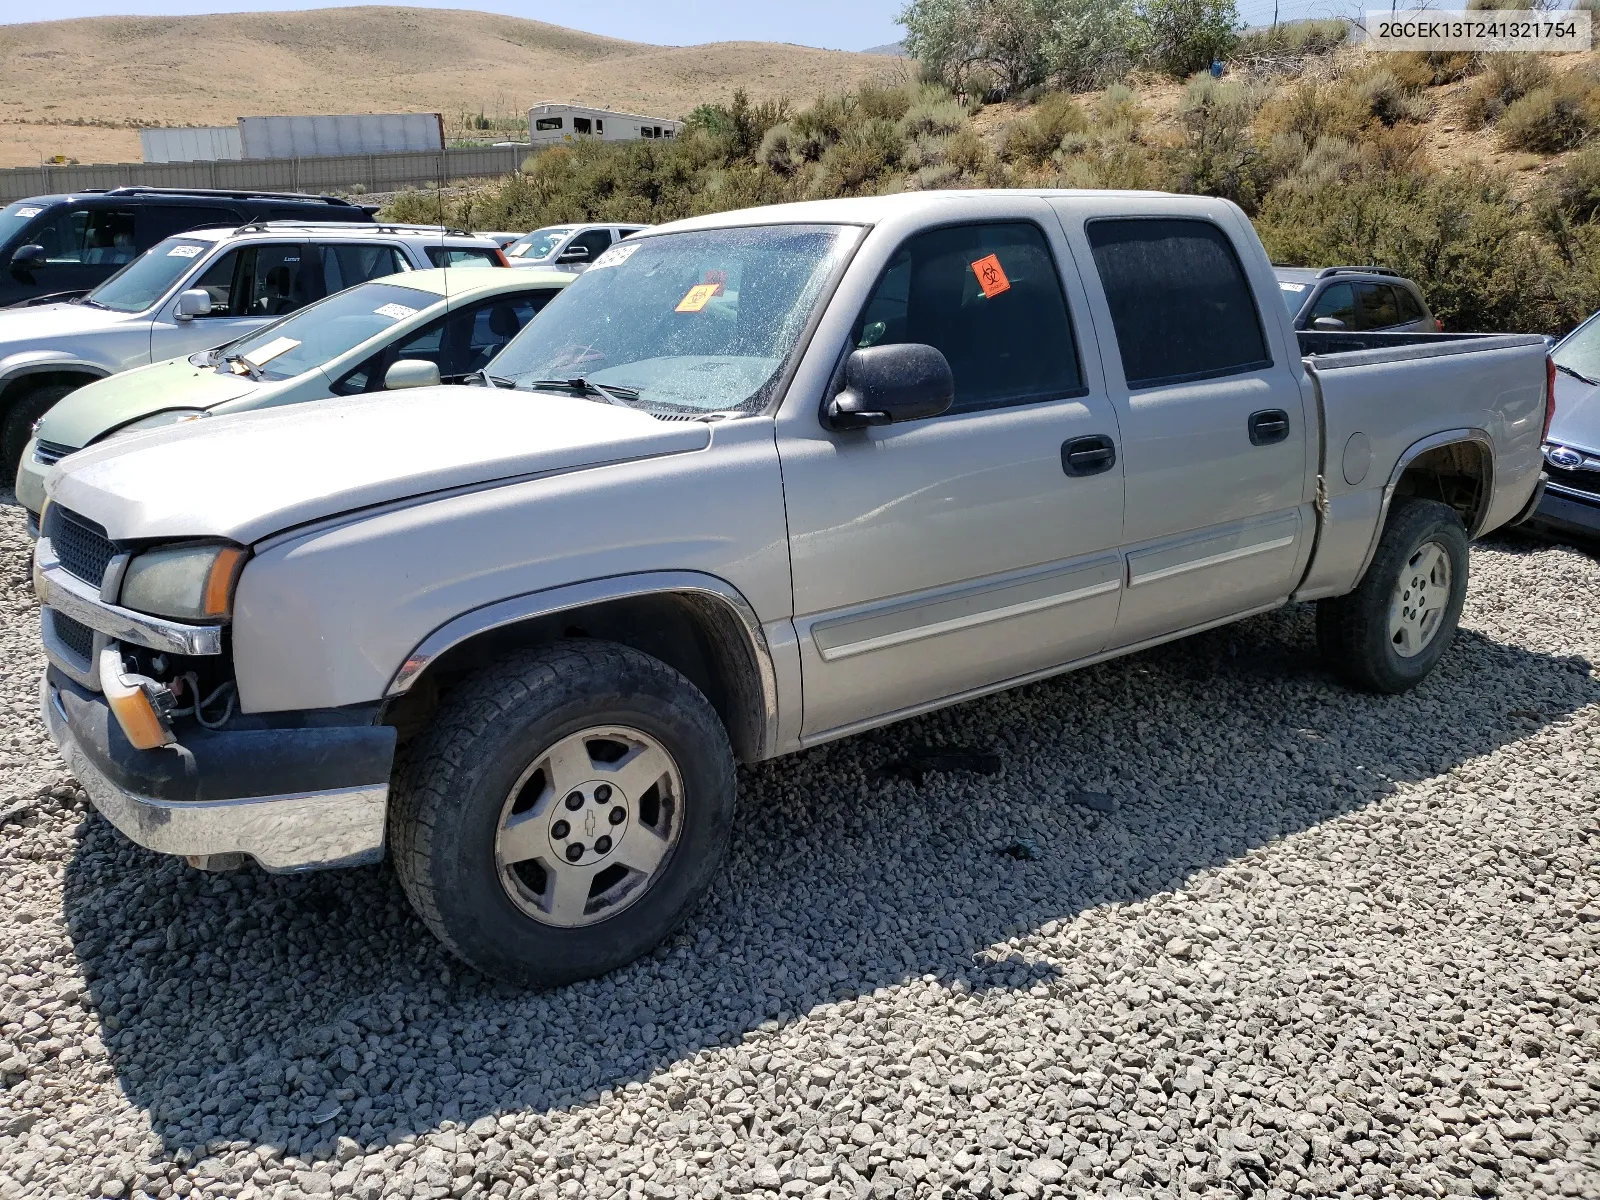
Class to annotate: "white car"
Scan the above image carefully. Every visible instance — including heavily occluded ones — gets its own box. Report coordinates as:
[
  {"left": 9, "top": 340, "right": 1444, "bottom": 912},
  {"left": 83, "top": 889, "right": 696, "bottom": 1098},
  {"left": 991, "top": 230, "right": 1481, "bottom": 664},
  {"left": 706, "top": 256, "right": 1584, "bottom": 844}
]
[
  {"left": 0, "top": 221, "right": 504, "bottom": 484},
  {"left": 504, "top": 223, "right": 648, "bottom": 272}
]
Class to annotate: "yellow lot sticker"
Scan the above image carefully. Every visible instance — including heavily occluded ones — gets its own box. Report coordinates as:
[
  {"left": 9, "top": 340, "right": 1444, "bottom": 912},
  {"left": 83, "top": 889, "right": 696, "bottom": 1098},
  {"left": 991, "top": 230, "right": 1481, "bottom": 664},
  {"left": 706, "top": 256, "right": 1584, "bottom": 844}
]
[{"left": 676, "top": 284, "right": 721, "bottom": 313}]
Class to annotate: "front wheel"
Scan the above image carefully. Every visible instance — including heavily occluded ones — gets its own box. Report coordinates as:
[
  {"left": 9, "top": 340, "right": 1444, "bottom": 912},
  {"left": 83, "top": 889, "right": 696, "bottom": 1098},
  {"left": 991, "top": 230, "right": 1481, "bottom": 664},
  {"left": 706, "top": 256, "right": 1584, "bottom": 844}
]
[
  {"left": 390, "top": 641, "right": 736, "bottom": 986},
  {"left": 1, "top": 381, "right": 75, "bottom": 490},
  {"left": 1316, "top": 497, "right": 1470, "bottom": 693}
]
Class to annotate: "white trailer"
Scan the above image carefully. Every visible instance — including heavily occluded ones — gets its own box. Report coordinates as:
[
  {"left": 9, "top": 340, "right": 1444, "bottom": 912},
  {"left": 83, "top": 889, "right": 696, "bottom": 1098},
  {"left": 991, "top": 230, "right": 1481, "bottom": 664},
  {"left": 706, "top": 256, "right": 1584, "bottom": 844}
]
[
  {"left": 238, "top": 113, "right": 445, "bottom": 160},
  {"left": 139, "top": 126, "right": 244, "bottom": 164},
  {"left": 526, "top": 103, "right": 683, "bottom": 147}
]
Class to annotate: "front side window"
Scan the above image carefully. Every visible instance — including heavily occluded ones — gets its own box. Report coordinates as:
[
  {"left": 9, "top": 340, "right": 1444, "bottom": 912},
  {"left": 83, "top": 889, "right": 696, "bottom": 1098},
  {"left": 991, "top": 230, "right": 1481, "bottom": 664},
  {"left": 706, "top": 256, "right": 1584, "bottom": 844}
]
[
  {"left": 85, "top": 237, "right": 215, "bottom": 313},
  {"left": 30, "top": 207, "right": 137, "bottom": 266},
  {"left": 1308, "top": 283, "right": 1357, "bottom": 328},
  {"left": 565, "top": 229, "right": 613, "bottom": 261},
  {"left": 491, "top": 224, "right": 853, "bottom": 414},
  {"left": 851, "top": 222, "right": 1083, "bottom": 414},
  {"left": 244, "top": 244, "right": 312, "bottom": 317},
  {"left": 214, "top": 281, "right": 438, "bottom": 381},
  {"left": 535, "top": 117, "right": 563, "bottom": 131},
  {"left": 1086, "top": 218, "right": 1270, "bottom": 389}
]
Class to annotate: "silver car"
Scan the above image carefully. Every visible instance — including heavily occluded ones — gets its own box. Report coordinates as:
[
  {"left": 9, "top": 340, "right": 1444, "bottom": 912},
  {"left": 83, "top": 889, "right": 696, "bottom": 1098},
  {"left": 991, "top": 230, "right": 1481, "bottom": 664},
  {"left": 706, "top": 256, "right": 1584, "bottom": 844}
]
[
  {"left": 1275, "top": 265, "right": 1440, "bottom": 334},
  {"left": 504, "top": 223, "right": 648, "bottom": 272},
  {"left": 0, "top": 221, "right": 505, "bottom": 485}
]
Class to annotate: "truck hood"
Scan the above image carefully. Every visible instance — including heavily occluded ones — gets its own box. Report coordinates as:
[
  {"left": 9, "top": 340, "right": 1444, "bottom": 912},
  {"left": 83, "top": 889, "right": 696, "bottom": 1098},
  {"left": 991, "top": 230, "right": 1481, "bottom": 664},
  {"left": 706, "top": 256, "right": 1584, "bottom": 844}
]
[
  {"left": 48, "top": 386, "right": 712, "bottom": 544},
  {"left": 0, "top": 301, "right": 131, "bottom": 351},
  {"left": 36, "top": 356, "right": 261, "bottom": 450}
]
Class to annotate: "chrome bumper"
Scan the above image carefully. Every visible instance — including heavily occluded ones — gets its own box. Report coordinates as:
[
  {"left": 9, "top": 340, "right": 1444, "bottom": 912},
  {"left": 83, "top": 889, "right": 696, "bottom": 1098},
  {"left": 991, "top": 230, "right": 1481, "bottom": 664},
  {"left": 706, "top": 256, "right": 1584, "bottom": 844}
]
[{"left": 43, "top": 675, "right": 387, "bottom": 873}]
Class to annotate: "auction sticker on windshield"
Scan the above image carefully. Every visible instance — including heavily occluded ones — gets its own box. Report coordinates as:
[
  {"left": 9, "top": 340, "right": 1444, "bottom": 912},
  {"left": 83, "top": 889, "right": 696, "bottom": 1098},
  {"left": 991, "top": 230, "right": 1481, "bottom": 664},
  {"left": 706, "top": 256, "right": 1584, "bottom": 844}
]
[
  {"left": 168, "top": 244, "right": 205, "bottom": 258},
  {"left": 591, "top": 242, "right": 640, "bottom": 270},
  {"left": 676, "top": 284, "right": 721, "bottom": 313},
  {"left": 15, "top": 206, "right": 41, "bottom": 219},
  {"left": 374, "top": 303, "right": 418, "bottom": 320}
]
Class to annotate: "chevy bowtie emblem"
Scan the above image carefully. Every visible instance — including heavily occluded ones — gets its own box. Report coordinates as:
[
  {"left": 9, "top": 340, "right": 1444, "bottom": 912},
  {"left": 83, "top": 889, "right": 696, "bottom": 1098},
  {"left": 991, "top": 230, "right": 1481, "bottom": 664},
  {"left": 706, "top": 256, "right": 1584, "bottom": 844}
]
[
  {"left": 583, "top": 809, "right": 596, "bottom": 838},
  {"left": 1547, "top": 445, "right": 1583, "bottom": 469}
]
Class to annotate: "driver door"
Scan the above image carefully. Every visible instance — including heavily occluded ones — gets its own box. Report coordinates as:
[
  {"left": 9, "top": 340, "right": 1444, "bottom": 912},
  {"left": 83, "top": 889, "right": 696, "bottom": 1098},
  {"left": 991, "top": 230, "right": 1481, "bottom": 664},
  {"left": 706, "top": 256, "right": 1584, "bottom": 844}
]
[
  {"left": 776, "top": 216, "right": 1125, "bottom": 741},
  {"left": 148, "top": 243, "right": 308, "bottom": 362}
]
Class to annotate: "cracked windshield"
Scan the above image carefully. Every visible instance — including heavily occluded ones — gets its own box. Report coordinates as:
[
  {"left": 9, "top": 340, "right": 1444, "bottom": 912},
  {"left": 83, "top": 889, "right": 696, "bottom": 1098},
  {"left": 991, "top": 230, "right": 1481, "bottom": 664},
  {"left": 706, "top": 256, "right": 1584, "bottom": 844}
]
[{"left": 488, "top": 224, "right": 854, "bottom": 413}]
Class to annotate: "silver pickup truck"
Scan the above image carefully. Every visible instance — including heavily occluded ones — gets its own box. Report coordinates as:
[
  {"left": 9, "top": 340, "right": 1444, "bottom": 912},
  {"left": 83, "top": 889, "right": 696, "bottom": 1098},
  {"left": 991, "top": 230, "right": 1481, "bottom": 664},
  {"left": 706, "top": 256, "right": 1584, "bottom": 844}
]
[{"left": 32, "top": 191, "right": 1550, "bottom": 985}]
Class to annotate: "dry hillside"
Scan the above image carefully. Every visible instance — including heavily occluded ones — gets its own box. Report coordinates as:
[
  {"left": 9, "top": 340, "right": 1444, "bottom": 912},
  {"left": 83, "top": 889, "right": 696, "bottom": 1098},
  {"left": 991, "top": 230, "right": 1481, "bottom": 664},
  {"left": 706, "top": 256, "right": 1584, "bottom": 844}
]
[{"left": 0, "top": 7, "right": 906, "bottom": 167}]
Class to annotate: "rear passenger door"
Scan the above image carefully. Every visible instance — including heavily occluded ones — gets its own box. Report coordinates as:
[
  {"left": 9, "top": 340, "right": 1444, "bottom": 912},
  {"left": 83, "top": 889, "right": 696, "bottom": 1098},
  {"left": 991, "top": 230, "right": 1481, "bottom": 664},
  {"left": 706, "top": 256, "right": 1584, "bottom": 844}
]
[{"left": 1063, "top": 207, "right": 1312, "bottom": 647}]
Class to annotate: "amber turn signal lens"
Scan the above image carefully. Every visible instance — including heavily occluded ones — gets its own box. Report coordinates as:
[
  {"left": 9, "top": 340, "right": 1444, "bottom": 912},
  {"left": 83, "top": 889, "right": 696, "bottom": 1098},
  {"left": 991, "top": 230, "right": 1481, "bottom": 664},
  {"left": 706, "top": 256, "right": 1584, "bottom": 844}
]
[
  {"left": 202, "top": 546, "right": 246, "bottom": 619},
  {"left": 99, "top": 645, "right": 174, "bottom": 751}
]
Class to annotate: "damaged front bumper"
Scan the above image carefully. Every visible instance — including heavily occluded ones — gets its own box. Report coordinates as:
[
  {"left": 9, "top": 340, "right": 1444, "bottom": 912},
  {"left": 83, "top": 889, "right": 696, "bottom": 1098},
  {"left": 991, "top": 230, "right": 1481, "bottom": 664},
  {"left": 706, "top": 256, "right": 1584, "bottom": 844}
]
[{"left": 42, "top": 668, "right": 395, "bottom": 872}]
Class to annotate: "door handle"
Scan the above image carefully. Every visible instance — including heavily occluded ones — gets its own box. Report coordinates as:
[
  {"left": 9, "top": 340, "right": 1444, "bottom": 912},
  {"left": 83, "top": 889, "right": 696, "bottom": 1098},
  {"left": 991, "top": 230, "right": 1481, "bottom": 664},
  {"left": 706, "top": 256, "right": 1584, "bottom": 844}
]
[
  {"left": 1061, "top": 434, "right": 1117, "bottom": 477},
  {"left": 1248, "top": 409, "right": 1290, "bottom": 446}
]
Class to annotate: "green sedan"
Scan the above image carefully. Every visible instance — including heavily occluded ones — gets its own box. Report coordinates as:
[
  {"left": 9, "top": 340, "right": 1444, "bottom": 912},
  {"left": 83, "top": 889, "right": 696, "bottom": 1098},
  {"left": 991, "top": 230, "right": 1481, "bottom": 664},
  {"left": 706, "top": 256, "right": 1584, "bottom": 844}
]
[{"left": 17, "top": 267, "right": 572, "bottom": 523}]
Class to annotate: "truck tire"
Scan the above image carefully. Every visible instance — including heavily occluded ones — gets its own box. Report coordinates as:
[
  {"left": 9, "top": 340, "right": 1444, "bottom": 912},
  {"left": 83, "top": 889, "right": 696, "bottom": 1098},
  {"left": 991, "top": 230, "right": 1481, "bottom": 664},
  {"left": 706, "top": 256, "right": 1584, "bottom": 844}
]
[
  {"left": 1, "top": 381, "right": 74, "bottom": 489},
  {"left": 1316, "top": 497, "right": 1469, "bottom": 693},
  {"left": 389, "top": 640, "right": 736, "bottom": 986}
]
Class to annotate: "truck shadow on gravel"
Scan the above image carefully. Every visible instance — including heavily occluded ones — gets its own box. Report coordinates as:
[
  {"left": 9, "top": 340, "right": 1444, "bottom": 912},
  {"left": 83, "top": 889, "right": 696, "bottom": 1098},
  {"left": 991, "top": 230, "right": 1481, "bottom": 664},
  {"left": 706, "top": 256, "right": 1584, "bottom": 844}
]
[{"left": 58, "top": 590, "right": 1600, "bottom": 1161}]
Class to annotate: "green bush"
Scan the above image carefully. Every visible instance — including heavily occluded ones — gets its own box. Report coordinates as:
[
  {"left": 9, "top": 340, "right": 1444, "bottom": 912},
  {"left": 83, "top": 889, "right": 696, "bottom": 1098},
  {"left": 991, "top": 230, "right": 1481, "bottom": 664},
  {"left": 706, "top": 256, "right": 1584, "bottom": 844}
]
[
  {"left": 1499, "top": 75, "right": 1599, "bottom": 152},
  {"left": 1459, "top": 54, "right": 1552, "bottom": 129},
  {"left": 1001, "top": 92, "right": 1089, "bottom": 164},
  {"left": 1140, "top": 0, "right": 1239, "bottom": 78},
  {"left": 1170, "top": 76, "right": 1268, "bottom": 209},
  {"left": 1550, "top": 145, "right": 1600, "bottom": 222},
  {"left": 1256, "top": 166, "right": 1594, "bottom": 333}
]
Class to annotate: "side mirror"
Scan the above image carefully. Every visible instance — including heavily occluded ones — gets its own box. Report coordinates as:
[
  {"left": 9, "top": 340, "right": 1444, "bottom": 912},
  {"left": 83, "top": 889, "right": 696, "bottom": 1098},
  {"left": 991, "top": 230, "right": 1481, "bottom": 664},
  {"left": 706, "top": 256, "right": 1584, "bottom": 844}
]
[
  {"left": 384, "top": 359, "right": 442, "bottom": 390},
  {"left": 10, "top": 244, "right": 45, "bottom": 274},
  {"left": 1543, "top": 334, "right": 1559, "bottom": 353},
  {"left": 1311, "top": 316, "right": 1346, "bottom": 331},
  {"left": 174, "top": 289, "right": 212, "bottom": 320},
  {"left": 825, "top": 343, "right": 954, "bottom": 431},
  {"left": 557, "top": 245, "right": 591, "bottom": 263}
]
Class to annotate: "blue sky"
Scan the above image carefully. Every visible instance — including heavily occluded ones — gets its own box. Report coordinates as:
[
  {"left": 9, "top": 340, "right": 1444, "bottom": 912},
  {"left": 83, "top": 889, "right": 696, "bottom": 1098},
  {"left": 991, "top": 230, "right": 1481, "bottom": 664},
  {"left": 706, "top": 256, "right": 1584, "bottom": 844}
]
[{"left": 2, "top": 0, "right": 910, "bottom": 51}]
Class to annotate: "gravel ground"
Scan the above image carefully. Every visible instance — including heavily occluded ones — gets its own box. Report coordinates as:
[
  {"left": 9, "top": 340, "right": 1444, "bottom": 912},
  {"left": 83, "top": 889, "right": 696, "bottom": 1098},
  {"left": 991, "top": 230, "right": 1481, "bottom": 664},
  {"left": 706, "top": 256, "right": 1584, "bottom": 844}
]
[{"left": 2, "top": 492, "right": 1600, "bottom": 1200}]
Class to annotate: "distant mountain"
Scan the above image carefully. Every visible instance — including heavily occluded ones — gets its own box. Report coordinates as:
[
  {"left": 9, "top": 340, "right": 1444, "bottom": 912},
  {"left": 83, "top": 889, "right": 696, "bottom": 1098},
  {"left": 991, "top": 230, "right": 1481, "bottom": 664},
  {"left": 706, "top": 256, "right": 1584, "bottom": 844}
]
[
  {"left": 0, "top": 7, "right": 907, "bottom": 168},
  {"left": 862, "top": 41, "right": 908, "bottom": 56}
]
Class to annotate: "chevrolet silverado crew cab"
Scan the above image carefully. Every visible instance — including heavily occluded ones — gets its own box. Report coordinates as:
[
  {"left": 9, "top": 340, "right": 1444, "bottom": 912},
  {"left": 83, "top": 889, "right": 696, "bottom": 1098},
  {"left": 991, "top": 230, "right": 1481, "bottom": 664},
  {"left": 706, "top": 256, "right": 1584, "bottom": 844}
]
[
  {"left": 0, "top": 221, "right": 504, "bottom": 486},
  {"left": 34, "top": 191, "right": 1550, "bottom": 986}
]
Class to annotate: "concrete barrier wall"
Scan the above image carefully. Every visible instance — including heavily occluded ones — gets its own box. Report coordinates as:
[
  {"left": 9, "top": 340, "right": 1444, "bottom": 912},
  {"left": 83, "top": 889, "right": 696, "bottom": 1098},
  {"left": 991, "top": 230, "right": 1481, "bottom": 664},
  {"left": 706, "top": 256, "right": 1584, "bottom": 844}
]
[{"left": 0, "top": 146, "right": 530, "bottom": 203}]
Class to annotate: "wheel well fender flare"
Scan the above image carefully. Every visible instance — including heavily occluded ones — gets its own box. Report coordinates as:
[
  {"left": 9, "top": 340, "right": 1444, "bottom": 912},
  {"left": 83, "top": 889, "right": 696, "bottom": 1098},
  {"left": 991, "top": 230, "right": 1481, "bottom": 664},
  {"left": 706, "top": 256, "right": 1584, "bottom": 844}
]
[
  {"left": 1354, "top": 427, "right": 1493, "bottom": 585},
  {"left": 385, "top": 571, "right": 781, "bottom": 762}
]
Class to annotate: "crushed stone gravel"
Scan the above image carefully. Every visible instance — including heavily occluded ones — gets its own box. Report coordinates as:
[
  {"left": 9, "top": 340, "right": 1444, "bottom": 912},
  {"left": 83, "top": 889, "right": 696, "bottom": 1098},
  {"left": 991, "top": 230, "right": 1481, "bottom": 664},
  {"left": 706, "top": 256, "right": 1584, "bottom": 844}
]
[{"left": 1, "top": 490, "right": 1598, "bottom": 1199}]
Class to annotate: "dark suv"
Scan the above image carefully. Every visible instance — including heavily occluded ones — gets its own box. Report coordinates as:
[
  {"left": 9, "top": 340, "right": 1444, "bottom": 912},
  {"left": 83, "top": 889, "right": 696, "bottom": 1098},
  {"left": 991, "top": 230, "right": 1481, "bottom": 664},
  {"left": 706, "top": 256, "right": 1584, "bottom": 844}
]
[
  {"left": 0, "top": 187, "right": 374, "bottom": 308},
  {"left": 1274, "top": 265, "right": 1441, "bottom": 334}
]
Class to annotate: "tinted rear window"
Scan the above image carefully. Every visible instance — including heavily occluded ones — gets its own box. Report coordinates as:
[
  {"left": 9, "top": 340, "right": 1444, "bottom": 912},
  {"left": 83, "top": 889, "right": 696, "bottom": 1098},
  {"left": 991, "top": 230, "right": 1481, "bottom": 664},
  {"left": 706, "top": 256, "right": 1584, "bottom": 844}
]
[{"left": 1086, "top": 218, "right": 1271, "bottom": 389}]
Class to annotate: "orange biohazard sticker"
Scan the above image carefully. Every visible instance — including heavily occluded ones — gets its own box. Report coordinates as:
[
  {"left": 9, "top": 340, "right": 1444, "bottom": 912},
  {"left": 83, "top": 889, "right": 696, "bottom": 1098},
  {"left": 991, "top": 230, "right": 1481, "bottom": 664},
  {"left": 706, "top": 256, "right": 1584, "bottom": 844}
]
[
  {"left": 971, "top": 253, "right": 1010, "bottom": 298},
  {"left": 676, "top": 283, "right": 721, "bottom": 313}
]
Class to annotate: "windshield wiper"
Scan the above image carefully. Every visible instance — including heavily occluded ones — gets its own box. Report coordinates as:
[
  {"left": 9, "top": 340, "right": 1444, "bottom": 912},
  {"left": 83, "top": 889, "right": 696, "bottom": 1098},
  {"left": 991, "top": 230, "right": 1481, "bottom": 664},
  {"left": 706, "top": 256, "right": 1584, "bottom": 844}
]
[
  {"left": 470, "top": 370, "right": 516, "bottom": 389},
  {"left": 1557, "top": 363, "right": 1598, "bottom": 386},
  {"left": 222, "top": 353, "right": 262, "bottom": 381},
  {"left": 526, "top": 377, "right": 643, "bottom": 408}
]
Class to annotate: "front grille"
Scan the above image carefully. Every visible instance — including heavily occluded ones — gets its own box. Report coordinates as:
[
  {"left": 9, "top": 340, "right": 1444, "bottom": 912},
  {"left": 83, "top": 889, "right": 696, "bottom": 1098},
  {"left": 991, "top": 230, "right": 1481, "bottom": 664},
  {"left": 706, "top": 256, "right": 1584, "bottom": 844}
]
[
  {"left": 44, "top": 506, "right": 117, "bottom": 588},
  {"left": 50, "top": 611, "right": 95, "bottom": 663},
  {"left": 33, "top": 440, "right": 74, "bottom": 467},
  {"left": 1544, "top": 464, "right": 1600, "bottom": 499}
]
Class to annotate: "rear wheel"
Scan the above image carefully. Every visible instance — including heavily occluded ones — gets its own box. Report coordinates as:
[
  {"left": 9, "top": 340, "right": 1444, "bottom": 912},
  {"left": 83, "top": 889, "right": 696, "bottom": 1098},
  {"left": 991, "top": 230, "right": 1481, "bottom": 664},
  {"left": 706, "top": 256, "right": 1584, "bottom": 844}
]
[
  {"left": 1, "top": 381, "right": 75, "bottom": 489},
  {"left": 390, "top": 640, "right": 736, "bottom": 986},
  {"left": 1316, "top": 497, "right": 1469, "bottom": 693}
]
